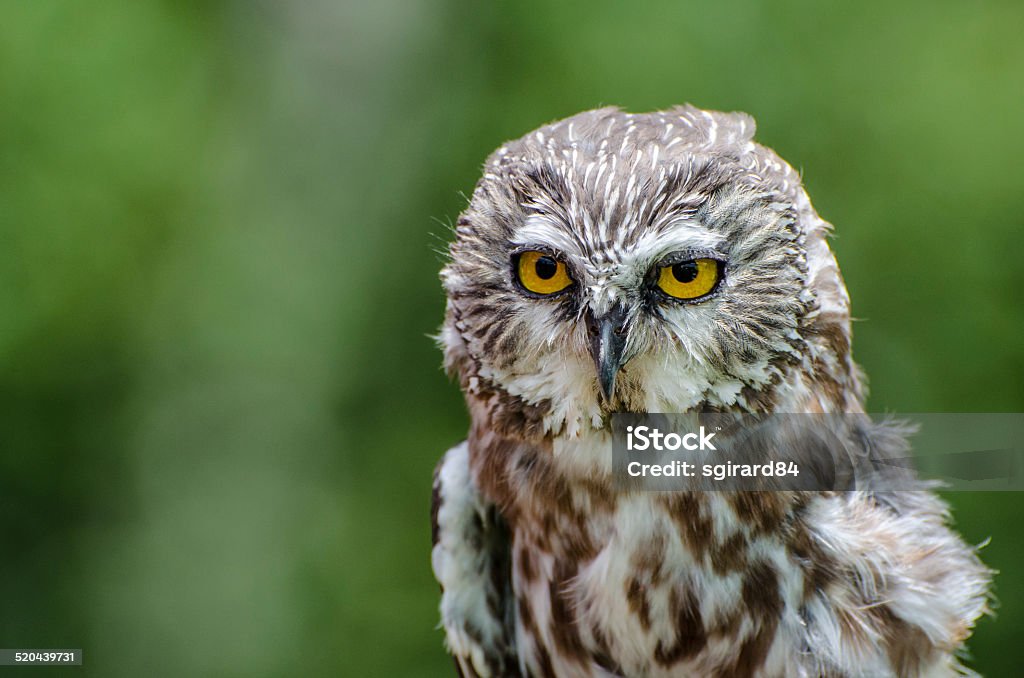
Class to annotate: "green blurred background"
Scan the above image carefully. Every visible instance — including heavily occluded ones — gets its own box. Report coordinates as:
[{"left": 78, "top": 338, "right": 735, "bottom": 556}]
[{"left": 1, "top": 1, "right": 1021, "bottom": 675}]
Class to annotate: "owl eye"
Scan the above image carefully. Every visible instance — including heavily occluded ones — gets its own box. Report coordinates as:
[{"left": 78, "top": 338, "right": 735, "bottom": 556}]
[
  {"left": 656, "top": 258, "right": 721, "bottom": 300},
  {"left": 515, "top": 251, "right": 573, "bottom": 296}
]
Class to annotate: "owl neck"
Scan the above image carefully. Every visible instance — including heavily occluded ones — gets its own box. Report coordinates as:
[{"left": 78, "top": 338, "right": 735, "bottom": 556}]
[{"left": 461, "top": 357, "right": 864, "bottom": 448}]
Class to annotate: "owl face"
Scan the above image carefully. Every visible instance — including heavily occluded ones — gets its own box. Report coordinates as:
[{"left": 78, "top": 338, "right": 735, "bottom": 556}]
[{"left": 442, "top": 107, "right": 856, "bottom": 438}]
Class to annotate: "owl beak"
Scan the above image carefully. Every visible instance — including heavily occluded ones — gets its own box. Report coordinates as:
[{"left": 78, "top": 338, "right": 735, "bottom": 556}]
[{"left": 586, "top": 305, "right": 629, "bottom": 402}]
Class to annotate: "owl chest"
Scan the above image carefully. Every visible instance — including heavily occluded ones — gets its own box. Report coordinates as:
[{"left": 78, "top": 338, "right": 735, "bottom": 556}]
[{"left": 508, "top": 492, "right": 800, "bottom": 677}]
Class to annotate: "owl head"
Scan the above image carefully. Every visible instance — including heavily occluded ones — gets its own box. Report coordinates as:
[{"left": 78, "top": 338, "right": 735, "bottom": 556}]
[{"left": 440, "top": 106, "right": 863, "bottom": 443}]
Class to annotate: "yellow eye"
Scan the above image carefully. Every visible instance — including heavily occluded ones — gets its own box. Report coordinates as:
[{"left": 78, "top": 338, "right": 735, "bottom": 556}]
[
  {"left": 516, "top": 251, "right": 573, "bottom": 295},
  {"left": 656, "top": 258, "right": 721, "bottom": 300}
]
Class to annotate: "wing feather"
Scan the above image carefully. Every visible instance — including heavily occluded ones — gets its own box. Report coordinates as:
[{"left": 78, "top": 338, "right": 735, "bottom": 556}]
[{"left": 431, "top": 442, "right": 520, "bottom": 677}]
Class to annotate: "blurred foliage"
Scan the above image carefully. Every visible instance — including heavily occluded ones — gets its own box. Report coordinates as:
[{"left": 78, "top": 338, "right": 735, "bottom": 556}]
[{"left": 0, "top": 0, "right": 1021, "bottom": 675}]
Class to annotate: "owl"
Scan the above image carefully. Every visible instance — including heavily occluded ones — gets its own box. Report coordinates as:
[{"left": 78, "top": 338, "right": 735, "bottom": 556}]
[{"left": 431, "top": 106, "right": 991, "bottom": 677}]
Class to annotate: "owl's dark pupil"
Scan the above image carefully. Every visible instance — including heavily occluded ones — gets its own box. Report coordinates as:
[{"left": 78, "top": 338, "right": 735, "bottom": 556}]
[
  {"left": 672, "top": 261, "right": 699, "bottom": 283},
  {"left": 534, "top": 256, "right": 558, "bottom": 280}
]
